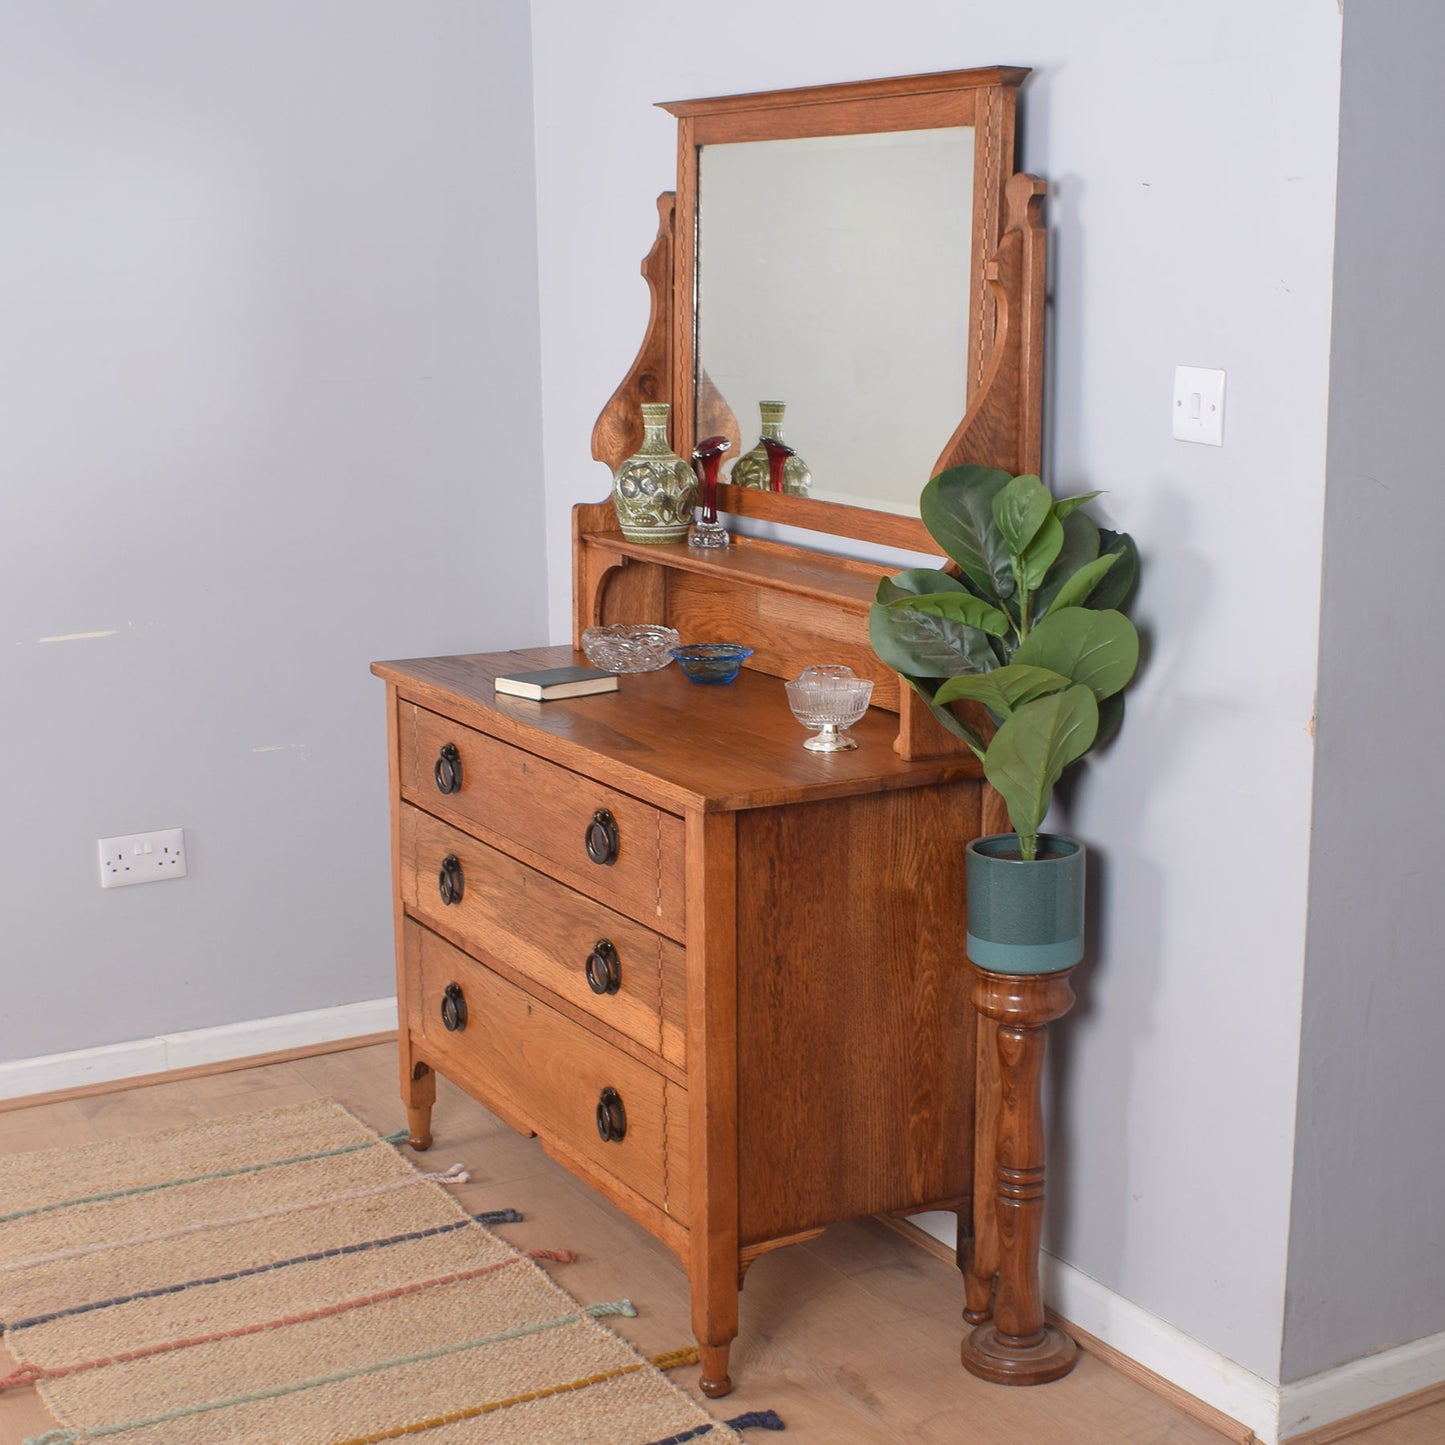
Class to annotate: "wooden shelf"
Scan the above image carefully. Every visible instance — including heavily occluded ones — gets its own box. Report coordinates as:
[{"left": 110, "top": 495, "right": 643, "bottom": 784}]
[
  {"left": 573, "top": 503, "right": 972, "bottom": 761},
  {"left": 584, "top": 529, "right": 888, "bottom": 609}
]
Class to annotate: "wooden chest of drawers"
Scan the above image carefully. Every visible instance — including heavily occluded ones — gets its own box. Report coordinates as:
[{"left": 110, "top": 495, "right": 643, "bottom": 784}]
[{"left": 374, "top": 646, "right": 986, "bottom": 1395}]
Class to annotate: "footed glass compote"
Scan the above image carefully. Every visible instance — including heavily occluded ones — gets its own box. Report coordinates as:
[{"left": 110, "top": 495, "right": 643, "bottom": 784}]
[
  {"left": 784, "top": 664, "right": 874, "bottom": 752},
  {"left": 689, "top": 434, "right": 731, "bottom": 548}
]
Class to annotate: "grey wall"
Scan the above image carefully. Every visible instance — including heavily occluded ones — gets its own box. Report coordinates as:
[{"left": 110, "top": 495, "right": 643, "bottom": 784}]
[
  {"left": 531, "top": 0, "right": 1343, "bottom": 1384},
  {"left": 1284, "top": 0, "right": 1445, "bottom": 1383},
  {"left": 0, "top": 1, "right": 545, "bottom": 1059}
]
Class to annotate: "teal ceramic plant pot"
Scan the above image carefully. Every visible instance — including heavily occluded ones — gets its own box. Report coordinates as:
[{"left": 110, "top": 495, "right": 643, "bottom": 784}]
[{"left": 965, "top": 834, "right": 1085, "bottom": 975}]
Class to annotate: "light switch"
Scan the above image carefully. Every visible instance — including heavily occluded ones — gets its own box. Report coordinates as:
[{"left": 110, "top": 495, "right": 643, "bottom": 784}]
[{"left": 1173, "top": 366, "right": 1225, "bottom": 445}]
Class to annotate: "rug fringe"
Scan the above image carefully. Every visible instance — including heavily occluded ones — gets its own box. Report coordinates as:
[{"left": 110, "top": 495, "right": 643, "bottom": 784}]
[
  {"left": 727, "top": 1410, "right": 786, "bottom": 1431},
  {"left": 639, "top": 1407, "right": 787, "bottom": 1444},
  {"left": 473, "top": 1207, "right": 523, "bottom": 1224},
  {"left": 421, "top": 1163, "right": 469, "bottom": 1183},
  {"left": 650, "top": 1346, "right": 701, "bottom": 1370}
]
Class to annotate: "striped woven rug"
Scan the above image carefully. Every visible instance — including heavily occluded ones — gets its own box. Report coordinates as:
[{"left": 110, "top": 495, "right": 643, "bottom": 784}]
[{"left": 0, "top": 1099, "right": 780, "bottom": 1445}]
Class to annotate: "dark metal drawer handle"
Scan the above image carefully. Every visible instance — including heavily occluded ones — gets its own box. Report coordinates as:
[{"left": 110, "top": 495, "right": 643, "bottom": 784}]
[
  {"left": 585, "top": 939, "right": 621, "bottom": 996},
  {"left": 596, "top": 1086, "right": 627, "bottom": 1143},
  {"left": 441, "top": 982, "right": 467, "bottom": 1032},
  {"left": 585, "top": 809, "right": 619, "bottom": 866},
  {"left": 438, "top": 853, "right": 465, "bottom": 906},
  {"left": 434, "top": 743, "right": 463, "bottom": 795}
]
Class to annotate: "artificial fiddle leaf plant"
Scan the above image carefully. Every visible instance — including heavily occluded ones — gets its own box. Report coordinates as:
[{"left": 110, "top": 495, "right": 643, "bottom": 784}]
[{"left": 869, "top": 465, "right": 1140, "bottom": 861}]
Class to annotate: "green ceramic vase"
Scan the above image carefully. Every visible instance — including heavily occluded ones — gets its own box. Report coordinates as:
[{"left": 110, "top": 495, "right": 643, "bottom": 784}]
[
  {"left": 965, "top": 833, "right": 1085, "bottom": 975},
  {"left": 730, "top": 400, "right": 812, "bottom": 495},
  {"left": 611, "top": 403, "right": 698, "bottom": 543}
]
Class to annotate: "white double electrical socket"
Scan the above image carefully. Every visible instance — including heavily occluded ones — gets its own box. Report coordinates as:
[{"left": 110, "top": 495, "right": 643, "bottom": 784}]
[{"left": 99, "top": 828, "right": 187, "bottom": 888}]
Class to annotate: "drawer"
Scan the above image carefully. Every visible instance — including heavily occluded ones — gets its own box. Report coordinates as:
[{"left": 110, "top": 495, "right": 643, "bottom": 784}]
[
  {"left": 400, "top": 703, "right": 685, "bottom": 938},
  {"left": 400, "top": 804, "right": 686, "bottom": 1070},
  {"left": 406, "top": 921, "right": 689, "bottom": 1224}
]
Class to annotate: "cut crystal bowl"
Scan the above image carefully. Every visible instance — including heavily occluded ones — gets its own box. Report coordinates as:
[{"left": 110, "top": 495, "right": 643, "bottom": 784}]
[{"left": 581, "top": 623, "right": 680, "bottom": 673}]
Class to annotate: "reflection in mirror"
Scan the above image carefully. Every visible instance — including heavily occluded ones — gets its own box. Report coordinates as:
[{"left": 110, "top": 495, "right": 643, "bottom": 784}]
[{"left": 697, "top": 127, "right": 975, "bottom": 517}]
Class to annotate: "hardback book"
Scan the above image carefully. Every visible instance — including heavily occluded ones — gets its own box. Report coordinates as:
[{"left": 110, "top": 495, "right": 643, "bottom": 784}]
[{"left": 493, "top": 665, "right": 620, "bottom": 701}]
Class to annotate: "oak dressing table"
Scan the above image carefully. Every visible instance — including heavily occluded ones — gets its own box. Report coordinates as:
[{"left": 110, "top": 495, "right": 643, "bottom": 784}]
[{"left": 374, "top": 66, "right": 1048, "bottom": 1395}]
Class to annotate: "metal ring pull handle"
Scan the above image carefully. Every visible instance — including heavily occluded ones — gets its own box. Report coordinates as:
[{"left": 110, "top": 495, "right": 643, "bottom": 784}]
[
  {"left": 441, "top": 982, "right": 467, "bottom": 1032},
  {"left": 595, "top": 1087, "right": 627, "bottom": 1143},
  {"left": 434, "top": 743, "right": 463, "bottom": 795},
  {"left": 438, "top": 853, "right": 465, "bottom": 906},
  {"left": 585, "top": 809, "right": 620, "bottom": 866},
  {"left": 585, "top": 939, "right": 621, "bottom": 996}
]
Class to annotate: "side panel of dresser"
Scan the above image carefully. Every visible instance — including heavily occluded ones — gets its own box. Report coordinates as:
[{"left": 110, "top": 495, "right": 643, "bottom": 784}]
[{"left": 734, "top": 783, "right": 981, "bottom": 1249}]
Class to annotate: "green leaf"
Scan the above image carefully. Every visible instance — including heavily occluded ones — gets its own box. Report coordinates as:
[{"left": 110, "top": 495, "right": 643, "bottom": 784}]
[
  {"left": 992, "top": 474, "right": 1053, "bottom": 557},
  {"left": 935, "top": 663, "right": 1072, "bottom": 716},
  {"left": 1044, "top": 552, "right": 1119, "bottom": 614},
  {"left": 919, "top": 465, "right": 1017, "bottom": 603},
  {"left": 983, "top": 685, "right": 1100, "bottom": 851},
  {"left": 1095, "top": 691, "right": 1125, "bottom": 749},
  {"left": 1013, "top": 607, "right": 1139, "bottom": 700},
  {"left": 1087, "top": 529, "right": 1140, "bottom": 611},
  {"left": 1033, "top": 510, "right": 1101, "bottom": 618},
  {"left": 1016, "top": 512, "right": 1065, "bottom": 594},
  {"left": 898, "top": 673, "right": 989, "bottom": 753},
  {"left": 1052, "top": 490, "right": 1103, "bottom": 522},
  {"left": 884, "top": 591, "right": 1010, "bottom": 635},
  {"left": 869, "top": 573, "right": 1003, "bottom": 679},
  {"left": 875, "top": 569, "right": 967, "bottom": 607}
]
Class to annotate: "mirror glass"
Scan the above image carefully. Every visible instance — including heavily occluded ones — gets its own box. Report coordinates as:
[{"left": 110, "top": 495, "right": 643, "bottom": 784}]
[{"left": 696, "top": 127, "right": 975, "bottom": 517}]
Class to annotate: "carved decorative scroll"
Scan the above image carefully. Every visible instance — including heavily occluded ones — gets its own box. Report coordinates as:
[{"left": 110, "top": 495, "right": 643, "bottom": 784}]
[
  {"left": 933, "top": 172, "right": 1047, "bottom": 480},
  {"left": 591, "top": 193, "right": 676, "bottom": 474}
]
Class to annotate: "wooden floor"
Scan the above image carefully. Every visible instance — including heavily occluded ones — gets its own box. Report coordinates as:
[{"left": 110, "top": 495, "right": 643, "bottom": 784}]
[{"left": 2, "top": 1042, "right": 1441, "bottom": 1445}]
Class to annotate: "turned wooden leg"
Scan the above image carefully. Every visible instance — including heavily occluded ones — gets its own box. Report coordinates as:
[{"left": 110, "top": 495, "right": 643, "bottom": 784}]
[
  {"left": 698, "top": 1342, "right": 734, "bottom": 1399},
  {"left": 960, "top": 1226, "right": 996, "bottom": 1325},
  {"left": 690, "top": 1240, "right": 738, "bottom": 1398},
  {"left": 404, "top": 1060, "right": 436, "bottom": 1151},
  {"left": 960, "top": 966, "right": 1078, "bottom": 1385}
]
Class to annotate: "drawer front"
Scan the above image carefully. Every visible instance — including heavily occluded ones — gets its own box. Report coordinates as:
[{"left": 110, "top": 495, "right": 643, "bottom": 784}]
[
  {"left": 406, "top": 922, "right": 688, "bottom": 1223},
  {"left": 400, "top": 804, "right": 686, "bottom": 1069},
  {"left": 400, "top": 703, "right": 685, "bottom": 937}
]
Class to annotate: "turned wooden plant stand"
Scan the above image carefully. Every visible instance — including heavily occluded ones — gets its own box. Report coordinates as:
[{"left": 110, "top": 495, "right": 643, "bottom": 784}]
[{"left": 960, "top": 964, "right": 1079, "bottom": 1385}]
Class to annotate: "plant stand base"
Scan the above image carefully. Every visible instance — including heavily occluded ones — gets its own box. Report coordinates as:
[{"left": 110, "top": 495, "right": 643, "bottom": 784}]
[
  {"left": 964, "top": 963, "right": 1080, "bottom": 1387},
  {"left": 961, "top": 1322, "right": 1077, "bottom": 1385}
]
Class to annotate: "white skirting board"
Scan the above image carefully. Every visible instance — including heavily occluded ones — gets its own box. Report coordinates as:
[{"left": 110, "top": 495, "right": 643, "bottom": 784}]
[
  {"left": 0, "top": 998, "right": 399, "bottom": 1101},
  {"left": 914, "top": 1213, "right": 1445, "bottom": 1444}
]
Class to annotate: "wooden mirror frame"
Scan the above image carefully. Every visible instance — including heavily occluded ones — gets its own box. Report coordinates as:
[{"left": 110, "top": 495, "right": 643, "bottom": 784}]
[{"left": 591, "top": 67, "right": 1047, "bottom": 555}]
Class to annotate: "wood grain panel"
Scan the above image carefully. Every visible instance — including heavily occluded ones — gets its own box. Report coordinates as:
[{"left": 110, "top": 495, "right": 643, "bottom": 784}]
[
  {"left": 399, "top": 804, "right": 682, "bottom": 1070},
  {"left": 735, "top": 783, "right": 981, "bottom": 1245},
  {"left": 400, "top": 701, "right": 686, "bottom": 939},
  {"left": 410, "top": 922, "right": 678, "bottom": 1219},
  {"left": 665, "top": 571, "right": 901, "bottom": 709}
]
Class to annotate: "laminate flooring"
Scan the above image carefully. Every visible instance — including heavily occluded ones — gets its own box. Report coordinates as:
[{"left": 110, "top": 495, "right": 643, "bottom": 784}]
[{"left": 0, "top": 1043, "right": 1439, "bottom": 1445}]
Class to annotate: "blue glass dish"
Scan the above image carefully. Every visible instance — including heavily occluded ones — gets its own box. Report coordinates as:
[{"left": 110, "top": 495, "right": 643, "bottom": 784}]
[{"left": 669, "top": 642, "right": 753, "bottom": 685}]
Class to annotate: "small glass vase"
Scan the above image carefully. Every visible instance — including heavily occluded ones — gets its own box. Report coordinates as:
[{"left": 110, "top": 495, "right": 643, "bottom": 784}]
[
  {"left": 611, "top": 403, "right": 698, "bottom": 544},
  {"left": 689, "top": 434, "right": 731, "bottom": 549},
  {"left": 731, "top": 401, "right": 812, "bottom": 496}
]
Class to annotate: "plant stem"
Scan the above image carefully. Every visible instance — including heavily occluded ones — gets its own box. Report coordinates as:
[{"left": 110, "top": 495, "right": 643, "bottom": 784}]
[{"left": 1020, "top": 831, "right": 1038, "bottom": 861}]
